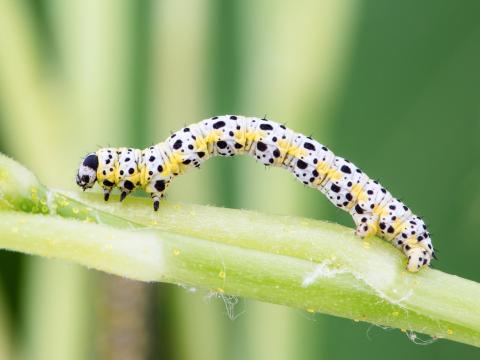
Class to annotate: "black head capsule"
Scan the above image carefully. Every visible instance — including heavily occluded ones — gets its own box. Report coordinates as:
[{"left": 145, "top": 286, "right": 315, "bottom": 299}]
[{"left": 76, "top": 153, "right": 99, "bottom": 190}]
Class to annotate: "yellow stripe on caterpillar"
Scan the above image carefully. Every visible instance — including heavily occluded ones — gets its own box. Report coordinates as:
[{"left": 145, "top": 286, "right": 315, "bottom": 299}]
[
  {"left": 351, "top": 183, "right": 367, "bottom": 202},
  {"left": 162, "top": 152, "right": 184, "bottom": 176},
  {"left": 373, "top": 204, "right": 389, "bottom": 218}
]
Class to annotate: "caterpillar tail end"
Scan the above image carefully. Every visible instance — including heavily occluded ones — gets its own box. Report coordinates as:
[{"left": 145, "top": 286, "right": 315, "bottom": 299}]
[{"left": 405, "top": 247, "right": 431, "bottom": 273}]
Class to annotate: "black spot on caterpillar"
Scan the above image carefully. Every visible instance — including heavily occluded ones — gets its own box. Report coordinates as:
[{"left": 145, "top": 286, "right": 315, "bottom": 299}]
[{"left": 76, "top": 115, "right": 434, "bottom": 272}]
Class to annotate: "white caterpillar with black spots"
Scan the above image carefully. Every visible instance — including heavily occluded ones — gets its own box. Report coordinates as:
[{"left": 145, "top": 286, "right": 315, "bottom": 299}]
[{"left": 76, "top": 115, "right": 435, "bottom": 272}]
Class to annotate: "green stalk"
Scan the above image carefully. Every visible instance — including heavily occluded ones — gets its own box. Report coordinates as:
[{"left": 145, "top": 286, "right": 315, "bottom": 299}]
[
  {"left": 0, "top": 154, "right": 137, "bottom": 229},
  {"left": 0, "top": 153, "right": 479, "bottom": 348}
]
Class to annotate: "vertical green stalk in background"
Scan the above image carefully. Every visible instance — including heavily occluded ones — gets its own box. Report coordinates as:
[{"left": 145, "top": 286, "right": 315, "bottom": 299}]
[
  {"left": 48, "top": 0, "right": 159, "bottom": 358},
  {"left": 0, "top": 1, "right": 88, "bottom": 359},
  {"left": 205, "top": 2, "right": 249, "bottom": 359},
  {"left": 207, "top": 0, "right": 243, "bottom": 209},
  {"left": 88, "top": 2, "right": 158, "bottom": 359},
  {"left": 49, "top": 0, "right": 136, "bottom": 357},
  {"left": 0, "top": 0, "right": 137, "bottom": 359},
  {"left": 20, "top": 258, "right": 89, "bottom": 360},
  {"left": 0, "top": 0, "right": 70, "bottom": 175},
  {"left": 238, "top": 1, "right": 358, "bottom": 359},
  {"left": 128, "top": 0, "right": 152, "bottom": 150},
  {"left": 46, "top": 0, "right": 132, "bottom": 148},
  {"left": 149, "top": 0, "right": 215, "bottom": 206},
  {"left": 148, "top": 1, "right": 226, "bottom": 359}
]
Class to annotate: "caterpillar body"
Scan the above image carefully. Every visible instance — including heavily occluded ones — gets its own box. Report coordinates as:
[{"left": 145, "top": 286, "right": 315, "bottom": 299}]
[{"left": 76, "top": 115, "right": 435, "bottom": 272}]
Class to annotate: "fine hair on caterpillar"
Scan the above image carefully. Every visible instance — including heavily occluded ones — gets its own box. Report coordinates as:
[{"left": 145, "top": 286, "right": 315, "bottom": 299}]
[{"left": 75, "top": 115, "right": 436, "bottom": 272}]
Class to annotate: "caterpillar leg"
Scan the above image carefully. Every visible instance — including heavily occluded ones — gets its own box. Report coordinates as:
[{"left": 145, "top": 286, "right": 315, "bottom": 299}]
[
  {"left": 404, "top": 245, "right": 430, "bottom": 272},
  {"left": 150, "top": 193, "right": 165, "bottom": 211},
  {"left": 354, "top": 215, "right": 378, "bottom": 238},
  {"left": 103, "top": 188, "right": 112, "bottom": 201},
  {"left": 147, "top": 179, "right": 169, "bottom": 211},
  {"left": 118, "top": 179, "right": 136, "bottom": 202},
  {"left": 120, "top": 191, "right": 130, "bottom": 202}
]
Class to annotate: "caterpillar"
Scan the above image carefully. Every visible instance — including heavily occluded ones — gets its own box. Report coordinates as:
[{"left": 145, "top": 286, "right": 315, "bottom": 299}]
[{"left": 76, "top": 115, "right": 435, "bottom": 272}]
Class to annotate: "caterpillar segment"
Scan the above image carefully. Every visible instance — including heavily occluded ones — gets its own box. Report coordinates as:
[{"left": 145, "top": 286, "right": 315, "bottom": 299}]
[{"left": 75, "top": 115, "right": 435, "bottom": 272}]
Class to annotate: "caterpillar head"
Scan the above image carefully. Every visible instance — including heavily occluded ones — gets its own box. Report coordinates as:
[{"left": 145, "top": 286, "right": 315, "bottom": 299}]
[
  {"left": 76, "top": 153, "right": 98, "bottom": 190},
  {"left": 405, "top": 246, "right": 431, "bottom": 272}
]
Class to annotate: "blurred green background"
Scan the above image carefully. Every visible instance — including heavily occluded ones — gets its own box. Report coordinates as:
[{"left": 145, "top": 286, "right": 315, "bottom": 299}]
[{"left": 0, "top": 0, "right": 479, "bottom": 359}]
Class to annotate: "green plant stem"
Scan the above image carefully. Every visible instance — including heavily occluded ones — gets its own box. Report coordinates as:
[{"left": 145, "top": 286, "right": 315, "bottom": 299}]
[{"left": 0, "top": 153, "right": 479, "bottom": 347}]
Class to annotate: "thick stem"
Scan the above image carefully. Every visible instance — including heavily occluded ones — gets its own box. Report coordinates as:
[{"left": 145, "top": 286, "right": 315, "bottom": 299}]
[
  {"left": 1, "top": 153, "right": 480, "bottom": 347},
  {"left": 0, "top": 212, "right": 478, "bottom": 347}
]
